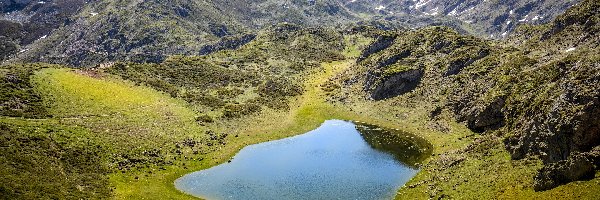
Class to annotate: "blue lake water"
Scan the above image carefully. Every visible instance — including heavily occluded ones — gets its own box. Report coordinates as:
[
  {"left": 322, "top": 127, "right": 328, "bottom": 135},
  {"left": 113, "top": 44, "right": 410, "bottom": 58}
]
[{"left": 175, "top": 120, "right": 432, "bottom": 200}]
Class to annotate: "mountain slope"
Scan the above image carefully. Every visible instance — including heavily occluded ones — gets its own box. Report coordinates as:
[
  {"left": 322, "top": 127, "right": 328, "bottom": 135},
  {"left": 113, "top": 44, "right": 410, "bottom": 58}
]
[
  {"left": 330, "top": 0, "right": 599, "bottom": 193},
  {"left": 0, "top": 25, "right": 350, "bottom": 199},
  {"left": 345, "top": 0, "right": 579, "bottom": 38},
  {"left": 0, "top": 0, "right": 597, "bottom": 199},
  {"left": 1, "top": 0, "right": 581, "bottom": 66}
]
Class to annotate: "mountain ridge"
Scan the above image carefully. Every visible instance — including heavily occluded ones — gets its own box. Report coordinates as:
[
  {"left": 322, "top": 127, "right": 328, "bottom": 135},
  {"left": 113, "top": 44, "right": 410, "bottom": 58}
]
[{"left": 1, "top": 0, "right": 581, "bottom": 66}]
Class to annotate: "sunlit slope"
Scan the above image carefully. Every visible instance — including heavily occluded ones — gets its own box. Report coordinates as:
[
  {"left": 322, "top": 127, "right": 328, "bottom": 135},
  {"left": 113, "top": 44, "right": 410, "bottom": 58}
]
[{"left": 32, "top": 68, "right": 210, "bottom": 170}]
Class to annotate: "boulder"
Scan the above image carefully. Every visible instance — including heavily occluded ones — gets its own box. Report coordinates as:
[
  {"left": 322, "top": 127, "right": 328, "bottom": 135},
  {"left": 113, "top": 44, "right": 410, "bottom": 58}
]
[{"left": 534, "top": 154, "right": 595, "bottom": 191}]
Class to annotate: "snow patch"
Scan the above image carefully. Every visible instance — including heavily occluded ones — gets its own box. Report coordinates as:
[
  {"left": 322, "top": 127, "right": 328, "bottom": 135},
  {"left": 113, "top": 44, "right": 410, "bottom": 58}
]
[
  {"left": 424, "top": 7, "right": 439, "bottom": 16},
  {"left": 415, "top": 0, "right": 431, "bottom": 9},
  {"left": 565, "top": 47, "right": 576, "bottom": 52},
  {"left": 519, "top": 14, "right": 529, "bottom": 22},
  {"left": 448, "top": 8, "right": 458, "bottom": 16}
]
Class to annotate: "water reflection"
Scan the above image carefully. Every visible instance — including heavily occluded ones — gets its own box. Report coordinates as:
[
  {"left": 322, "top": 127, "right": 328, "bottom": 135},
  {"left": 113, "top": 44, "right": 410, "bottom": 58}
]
[
  {"left": 355, "top": 122, "right": 433, "bottom": 168},
  {"left": 175, "top": 120, "right": 432, "bottom": 200}
]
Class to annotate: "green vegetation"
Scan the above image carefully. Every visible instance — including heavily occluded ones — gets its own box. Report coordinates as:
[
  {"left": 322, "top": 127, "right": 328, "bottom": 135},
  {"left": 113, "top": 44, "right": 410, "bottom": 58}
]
[
  {"left": 0, "top": 25, "right": 360, "bottom": 199},
  {"left": 0, "top": 120, "right": 110, "bottom": 199},
  {"left": 0, "top": 63, "right": 54, "bottom": 118},
  {"left": 109, "top": 60, "right": 368, "bottom": 199},
  {"left": 1, "top": 1, "right": 599, "bottom": 199},
  {"left": 383, "top": 64, "right": 413, "bottom": 77},
  {"left": 328, "top": 1, "right": 600, "bottom": 198}
]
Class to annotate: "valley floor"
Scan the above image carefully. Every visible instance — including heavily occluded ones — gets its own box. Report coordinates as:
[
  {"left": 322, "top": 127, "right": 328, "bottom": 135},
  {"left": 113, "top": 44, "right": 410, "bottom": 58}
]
[
  {"left": 2, "top": 60, "right": 598, "bottom": 199},
  {"left": 110, "top": 60, "right": 600, "bottom": 199}
]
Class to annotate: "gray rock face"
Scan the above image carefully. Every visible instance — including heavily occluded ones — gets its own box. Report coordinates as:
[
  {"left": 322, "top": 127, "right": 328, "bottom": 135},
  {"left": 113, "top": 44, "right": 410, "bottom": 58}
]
[
  {"left": 443, "top": 48, "right": 489, "bottom": 77},
  {"left": 0, "top": 0, "right": 88, "bottom": 62},
  {"left": 504, "top": 62, "right": 600, "bottom": 164},
  {"left": 1, "top": 0, "right": 581, "bottom": 66},
  {"left": 0, "top": 0, "right": 33, "bottom": 12},
  {"left": 343, "top": 0, "right": 580, "bottom": 38},
  {"left": 584, "top": 147, "right": 600, "bottom": 168},
  {"left": 0, "top": 37, "right": 18, "bottom": 61},
  {"left": 199, "top": 34, "right": 256, "bottom": 55},
  {"left": 455, "top": 96, "right": 506, "bottom": 133},
  {"left": 0, "top": 20, "right": 22, "bottom": 61},
  {"left": 358, "top": 35, "right": 397, "bottom": 62},
  {"left": 371, "top": 69, "right": 424, "bottom": 100},
  {"left": 534, "top": 154, "right": 595, "bottom": 191}
]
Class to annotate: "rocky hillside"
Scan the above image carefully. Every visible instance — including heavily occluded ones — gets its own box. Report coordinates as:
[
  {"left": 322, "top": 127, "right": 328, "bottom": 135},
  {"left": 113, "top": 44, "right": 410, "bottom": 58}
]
[
  {"left": 106, "top": 23, "right": 346, "bottom": 120},
  {"left": 1, "top": 0, "right": 356, "bottom": 66},
  {"left": 344, "top": 0, "right": 579, "bottom": 38},
  {"left": 0, "top": 0, "right": 89, "bottom": 61},
  {"left": 0, "top": 24, "right": 347, "bottom": 199},
  {"left": 331, "top": 0, "right": 599, "bottom": 191},
  {"left": 0, "top": 0, "right": 598, "bottom": 199},
  {"left": 1, "top": 0, "right": 580, "bottom": 66}
]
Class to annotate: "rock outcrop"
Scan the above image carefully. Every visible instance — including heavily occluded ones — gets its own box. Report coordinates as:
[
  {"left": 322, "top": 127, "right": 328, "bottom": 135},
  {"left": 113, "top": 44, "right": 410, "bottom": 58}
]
[
  {"left": 338, "top": 0, "right": 599, "bottom": 191},
  {"left": 371, "top": 69, "right": 424, "bottom": 100},
  {"left": 534, "top": 154, "right": 596, "bottom": 191}
]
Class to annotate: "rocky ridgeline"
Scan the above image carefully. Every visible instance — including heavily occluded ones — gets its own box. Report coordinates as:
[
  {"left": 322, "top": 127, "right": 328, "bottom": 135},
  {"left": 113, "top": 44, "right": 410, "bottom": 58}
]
[
  {"left": 340, "top": 0, "right": 599, "bottom": 191},
  {"left": 1, "top": 0, "right": 581, "bottom": 66}
]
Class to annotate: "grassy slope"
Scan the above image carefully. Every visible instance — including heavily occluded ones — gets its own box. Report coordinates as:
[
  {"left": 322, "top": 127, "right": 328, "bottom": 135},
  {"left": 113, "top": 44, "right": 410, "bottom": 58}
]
[
  {"left": 5, "top": 32, "right": 598, "bottom": 200},
  {"left": 105, "top": 34, "right": 373, "bottom": 198},
  {"left": 110, "top": 60, "right": 373, "bottom": 199},
  {"left": 27, "top": 68, "right": 207, "bottom": 199},
  {"left": 32, "top": 68, "right": 207, "bottom": 155},
  {"left": 0, "top": 118, "right": 111, "bottom": 199},
  {"left": 336, "top": 87, "right": 600, "bottom": 199},
  {"left": 19, "top": 59, "right": 366, "bottom": 199}
]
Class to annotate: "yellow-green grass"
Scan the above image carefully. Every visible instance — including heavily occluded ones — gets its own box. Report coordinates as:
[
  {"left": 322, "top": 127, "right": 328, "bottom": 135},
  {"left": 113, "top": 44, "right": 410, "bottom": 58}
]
[
  {"left": 32, "top": 68, "right": 205, "bottom": 141},
  {"left": 22, "top": 61, "right": 368, "bottom": 199},
  {"left": 26, "top": 63, "right": 600, "bottom": 199},
  {"left": 343, "top": 35, "right": 373, "bottom": 58},
  {"left": 108, "top": 60, "right": 380, "bottom": 199}
]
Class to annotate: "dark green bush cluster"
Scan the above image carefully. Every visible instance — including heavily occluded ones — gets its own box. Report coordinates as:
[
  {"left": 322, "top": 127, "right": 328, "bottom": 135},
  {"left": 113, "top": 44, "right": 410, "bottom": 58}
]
[
  {"left": 108, "top": 58, "right": 251, "bottom": 95},
  {"left": 258, "top": 78, "right": 303, "bottom": 98},
  {"left": 223, "top": 103, "right": 262, "bottom": 118},
  {"left": 0, "top": 122, "right": 111, "bottom": 199},
  {"left": 217, "top": 88, "right": 244, "bottom": 99},
  {"left": 145, "top": 77, "right": 180, "bottom": 97},
  {"left": 195, "top": 114, "right": 214, "bottom": 123},
  {"left": 0, "top": 63, "right": 54, "bottom": 118},
  {"left": 181, "top": 91, "right": 226, "bottom": 109},
  {"left": 104, "top": 25, "right": 350, "bottom": 120}
]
